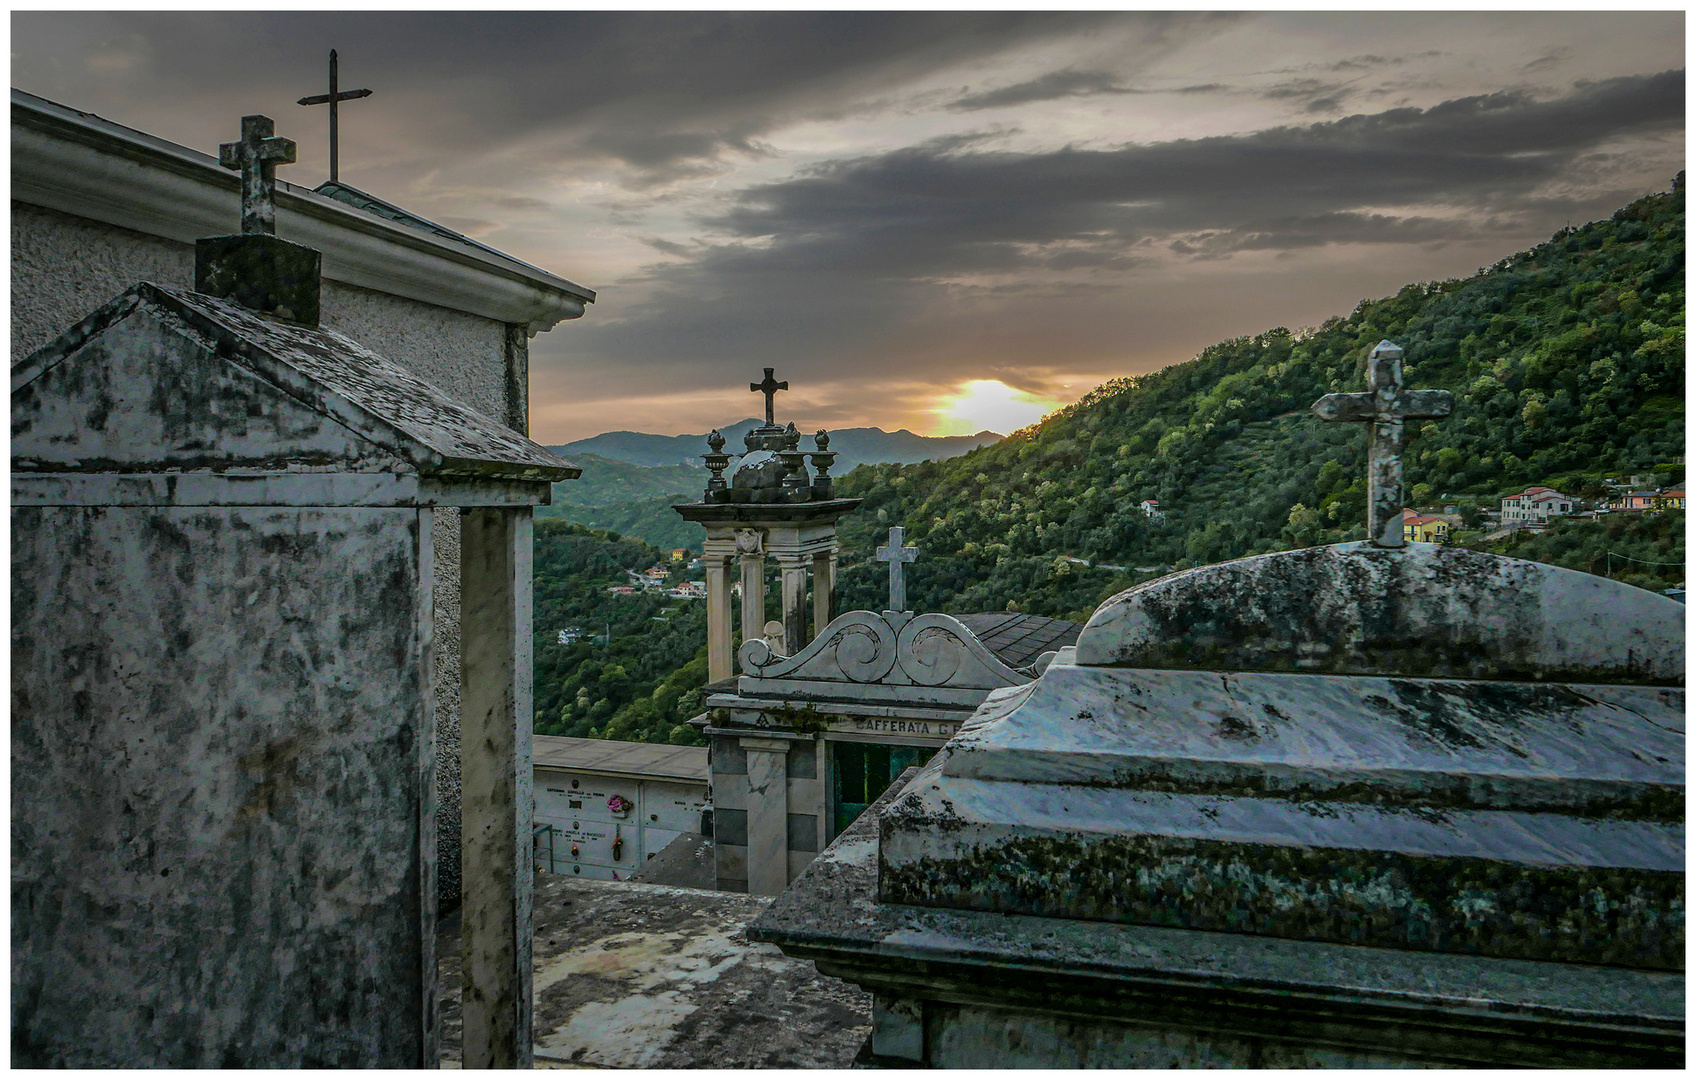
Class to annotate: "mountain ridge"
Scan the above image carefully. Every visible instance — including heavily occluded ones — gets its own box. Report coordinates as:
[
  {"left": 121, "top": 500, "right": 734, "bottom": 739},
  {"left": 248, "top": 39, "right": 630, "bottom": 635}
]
[{"left": 551, "top": 418, "right": 1001, "bottom": 471}]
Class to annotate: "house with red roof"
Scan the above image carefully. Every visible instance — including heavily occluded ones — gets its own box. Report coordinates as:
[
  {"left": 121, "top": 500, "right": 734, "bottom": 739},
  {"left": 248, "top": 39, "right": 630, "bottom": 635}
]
[
  {"left": 1500, "top": 486, "right": 1574, "bottom": 526},
  {"left": 1401, "top": 508, "right": 1453, "bottom": 543}
]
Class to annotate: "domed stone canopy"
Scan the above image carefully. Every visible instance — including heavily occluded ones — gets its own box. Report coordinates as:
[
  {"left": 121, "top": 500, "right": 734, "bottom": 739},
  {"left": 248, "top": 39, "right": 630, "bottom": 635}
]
[{"left": 731, "top": 449, "right": 784, "bottom": 492}]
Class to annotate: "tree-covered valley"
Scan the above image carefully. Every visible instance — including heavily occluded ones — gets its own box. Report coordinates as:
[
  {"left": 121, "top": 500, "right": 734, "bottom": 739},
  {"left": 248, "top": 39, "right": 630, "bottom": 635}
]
[{"left": 534, "top": 182, "right": 1684, "bottom": 744}]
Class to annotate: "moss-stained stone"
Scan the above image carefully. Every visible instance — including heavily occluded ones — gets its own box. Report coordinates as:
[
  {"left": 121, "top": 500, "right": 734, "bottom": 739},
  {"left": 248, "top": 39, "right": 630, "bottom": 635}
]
[
  {"left": 194, "top": 234, "right": 321, "bottom": 325},
  {"left": 750, "top": 774, "right": 1684, "bottom": 1069},
  {"left": 1077, "top": 542, "right": 1684, "bottom": 684},
  {"left": 754, "top": 537, "right": 1685, "bottom": 1067}
]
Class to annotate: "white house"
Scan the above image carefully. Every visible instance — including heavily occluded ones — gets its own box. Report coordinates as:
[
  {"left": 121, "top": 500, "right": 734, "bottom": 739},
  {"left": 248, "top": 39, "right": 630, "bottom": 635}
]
[
  {"left": 1500, "top": 486, "right": 1574, "bottom": 526},
  {"left": 1139, "top": 498, "right": 1163, "bottom": 519}
]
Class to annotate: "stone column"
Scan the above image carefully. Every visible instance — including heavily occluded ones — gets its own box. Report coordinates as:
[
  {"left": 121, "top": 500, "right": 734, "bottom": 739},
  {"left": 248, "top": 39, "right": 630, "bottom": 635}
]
[
  {"left": 701, "top": 543, "right": 735, "bottom": 683},
  {"left": 777, "top": 553, "right": 809, "bottom": 655},
  {"left": 740, "top": 736, "right": 791, "bottom": 896},
  {"left": 738, "top": 534, "right": 766, "bottom": 667},
  {"left": 458, "top": 508, "right": 534, "bottom": 1070},
  {"left": 811, "top": 549, "right": 836, "bottom": 640}
]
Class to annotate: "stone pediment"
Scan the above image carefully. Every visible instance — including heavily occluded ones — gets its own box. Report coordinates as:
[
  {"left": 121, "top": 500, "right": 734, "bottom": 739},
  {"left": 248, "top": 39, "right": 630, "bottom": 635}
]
[
  {"left": 13, "top": 282, "right": 578, "bottom": 484},
  {"left": 738, "top": 610, "right": 1031, "bottom": 694}
]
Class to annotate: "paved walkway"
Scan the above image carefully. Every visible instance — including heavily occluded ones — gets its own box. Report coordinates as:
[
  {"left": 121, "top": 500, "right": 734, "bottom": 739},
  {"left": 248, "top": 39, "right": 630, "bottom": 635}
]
[{"left": 438, "top": 872, "right": 871, "bottom": 1068}]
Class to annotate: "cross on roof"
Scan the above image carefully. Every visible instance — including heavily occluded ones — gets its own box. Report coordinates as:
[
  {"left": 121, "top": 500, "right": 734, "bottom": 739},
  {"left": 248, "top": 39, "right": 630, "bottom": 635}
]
[
  {"left": 1311, "top": 340, "right": 1454, "bottom": 548},
  {"left": 750, "top": 368, "right": 789, "bottom": 427},
  {"left": 297, "top": 49, "right": 372, "bottom": 183},
  {"left": 218, "top": 114, "right": 296, "bottom": 237},
  {"left": 876, "top": 526, "right": 919, "bottom": 612}
]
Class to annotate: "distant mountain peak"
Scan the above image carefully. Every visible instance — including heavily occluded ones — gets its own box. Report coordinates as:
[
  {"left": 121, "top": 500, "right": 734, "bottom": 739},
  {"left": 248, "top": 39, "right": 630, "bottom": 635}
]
[{"left": 552, "top": 423, "right": 1003, "bottom": 470}]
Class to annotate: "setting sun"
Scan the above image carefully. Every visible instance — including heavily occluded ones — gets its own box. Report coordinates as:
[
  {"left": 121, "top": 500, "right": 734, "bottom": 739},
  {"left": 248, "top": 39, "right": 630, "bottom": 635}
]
[{"left": 936, "top": 379, "right": 1056, "bottom": 436}]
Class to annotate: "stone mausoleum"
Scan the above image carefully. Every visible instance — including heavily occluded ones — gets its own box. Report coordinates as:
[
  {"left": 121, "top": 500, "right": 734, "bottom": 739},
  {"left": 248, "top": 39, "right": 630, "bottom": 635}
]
[
  {"left": 751, "top": 343, "right": 1685, "bottom": 1067},
  {"left": 674, "top": 372, "right": 1079, "bottom": 896},
  {"left": 12, "top": 108, "right": 583, "bottom": 1068},
  {"left": 12, "top": 87, "right": 595, "bottom": 913}
]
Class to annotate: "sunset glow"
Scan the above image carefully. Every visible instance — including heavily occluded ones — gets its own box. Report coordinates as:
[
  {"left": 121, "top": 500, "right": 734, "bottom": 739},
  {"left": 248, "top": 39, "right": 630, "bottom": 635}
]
[{"left": 937, "top": 380, "right": 1056, "bottom": 436}]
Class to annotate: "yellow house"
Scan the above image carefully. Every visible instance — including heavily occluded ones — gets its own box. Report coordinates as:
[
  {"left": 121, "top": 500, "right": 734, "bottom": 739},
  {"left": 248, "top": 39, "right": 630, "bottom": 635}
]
[{"left": 1402, "top": 507, "right": 1451, "bottom": 543}]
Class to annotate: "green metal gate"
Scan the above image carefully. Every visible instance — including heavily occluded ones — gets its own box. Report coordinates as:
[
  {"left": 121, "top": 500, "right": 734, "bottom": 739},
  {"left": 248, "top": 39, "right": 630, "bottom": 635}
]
[{"left": 829, "top": 740, "right": 935, "bottom": 840}]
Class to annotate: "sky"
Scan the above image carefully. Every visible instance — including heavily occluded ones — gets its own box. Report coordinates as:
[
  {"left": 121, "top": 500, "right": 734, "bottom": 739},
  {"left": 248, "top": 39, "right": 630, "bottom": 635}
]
[{"left": 10, "top": 11, "right": 1686, "bottom": 443}]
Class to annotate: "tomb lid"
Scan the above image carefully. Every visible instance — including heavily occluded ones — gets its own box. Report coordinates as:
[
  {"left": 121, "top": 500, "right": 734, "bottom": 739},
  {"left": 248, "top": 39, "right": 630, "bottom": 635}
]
[
  {"left": 873, "top": 541, "right": 1686, "bottom": 969},
  {"left": 1075, "top": 541, "right": 1683, "bottom": 686},
  {"left": 13, "top": 282, "right": 578, "bottom": 484}
]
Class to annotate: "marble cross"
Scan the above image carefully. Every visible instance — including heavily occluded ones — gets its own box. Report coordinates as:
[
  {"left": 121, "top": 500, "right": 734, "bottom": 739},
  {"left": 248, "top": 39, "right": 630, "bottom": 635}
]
[
  {"left": 877, "top": 526, "right": 919, "bottom": 612},
  {"left": 1311, "top": 340, "right": 1454, "bottom": 548},
  {"left": 751, "top": 368, "right": 789, "bottom": 426},
  {"left": 218, "top": 115, "right": 297, "bottom": 237}
]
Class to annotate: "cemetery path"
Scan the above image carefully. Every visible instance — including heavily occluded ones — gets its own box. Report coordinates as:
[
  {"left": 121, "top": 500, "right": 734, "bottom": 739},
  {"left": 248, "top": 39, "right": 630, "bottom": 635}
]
[{"left": 437, "top": 871, "right": 871, "bottom": 1068}]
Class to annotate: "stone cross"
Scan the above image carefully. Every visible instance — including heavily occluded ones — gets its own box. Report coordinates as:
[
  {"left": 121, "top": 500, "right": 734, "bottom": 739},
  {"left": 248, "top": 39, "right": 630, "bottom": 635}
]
[
  {"left": 297, "top": 49, "right": 372, "bottom": 183},
  {"left": 876, "top": 526, "right": 919, "bottom": 612},
  {"left": 751, "top": 368, "right": 789, "bottom": 426},
  {"left": 218, "top": 115, "right": 297, "bottom": 237},
  {"left": 1311, "top": 340, "right": 1454, "bottom": 548}
]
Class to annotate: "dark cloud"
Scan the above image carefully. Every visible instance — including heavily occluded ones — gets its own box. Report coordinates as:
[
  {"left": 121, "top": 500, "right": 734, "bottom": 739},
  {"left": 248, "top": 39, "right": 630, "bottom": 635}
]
[
  {"left": 951, "top": 70, "right": 1133, "bottom": 110},
  {"left": 950, "top": 71, "right": 1243, "bottom": 111},
  {"left": 1524, "top": 48, "right": 1573, "bottom": 71},
  {"left": 703, "top": 71, "right": 1681, "bottom": 268},
  {"left": 554, "top": 69, "right": 1683, "bottom": 391},
  {"left": 1263, "top": 78, "right": 1348, "bottom": 101},
  {"left": 12, "top": 11, "right": 1148, "bottom": 186}
]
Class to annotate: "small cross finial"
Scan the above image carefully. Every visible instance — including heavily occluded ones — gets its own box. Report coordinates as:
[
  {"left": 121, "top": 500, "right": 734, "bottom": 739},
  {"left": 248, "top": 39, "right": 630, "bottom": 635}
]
[
  {"left": 1311, "top": 340, "right": 1454, "bottom": 547},
  {"left": 218, "top": 115, "right": 296, "bottom": 236},
  {"left": 876, "top": 526, "right": 919, "bottom": 612},
  {"left": 751, "top": 368, "right": 788, "bottom": 426},
  {"left": 297, "top": 49, "right": 372, "bottom": 183}
]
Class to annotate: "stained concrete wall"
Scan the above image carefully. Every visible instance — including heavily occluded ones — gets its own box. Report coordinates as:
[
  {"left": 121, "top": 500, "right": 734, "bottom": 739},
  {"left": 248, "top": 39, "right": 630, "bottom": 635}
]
[
  {"left": 11, "top": 200, "right": 534, "bottom": 909},
  {"left": 11, "top": 505, "right": 437, "bottom": 1067}
]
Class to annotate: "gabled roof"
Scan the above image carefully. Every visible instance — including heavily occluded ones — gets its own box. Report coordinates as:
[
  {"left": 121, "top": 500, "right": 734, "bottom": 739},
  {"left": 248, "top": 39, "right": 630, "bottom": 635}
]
[
  {"left": 14, "top": 283, "right": 578, "bottom": 484},
  {"left": 954, "top": 612, "right": 1082, "bottom": 669},
  {"left": 12, "top": 88, "right": 594, "bottom": 329}
]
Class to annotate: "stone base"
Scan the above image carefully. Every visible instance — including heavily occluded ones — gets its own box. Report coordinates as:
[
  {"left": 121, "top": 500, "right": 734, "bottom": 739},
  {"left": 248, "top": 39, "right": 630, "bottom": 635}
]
[
  {"left": 195, "top": 234, "right": 321, "bottom": 325},
  {"left": 748, "top": 777, "right": 1684, "bottom": 1070}
]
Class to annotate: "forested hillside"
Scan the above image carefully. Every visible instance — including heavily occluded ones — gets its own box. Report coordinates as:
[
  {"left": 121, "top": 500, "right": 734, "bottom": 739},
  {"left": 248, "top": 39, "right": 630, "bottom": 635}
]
[
  {"left": 833, "top": 183, "right": 1685, "bottom": 622},
  {"left": 531, "top": 519, "right": 706, "bottom": 745},
  {"left": 533, "top": 453, "right": 704, "bottom": 552},
  {"left": 538, "top": 183, "right": 1684, "bottom": 745}
]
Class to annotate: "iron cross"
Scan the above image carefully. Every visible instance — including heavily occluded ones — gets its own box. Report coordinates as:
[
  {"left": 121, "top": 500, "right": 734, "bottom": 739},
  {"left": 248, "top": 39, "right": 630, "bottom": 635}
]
[
  {"left": 218, "top": 115, "right": 297, "bottom": 236},
  {"left": 297, "top": 49, "right": 372, "bottom": 183},
  {"left": 1311, "top": 340, "right": 1454, "bottom": 548},
  {"left": 877, "top": 526, "right": 919, "bottom": 612},
  {"left": 750, "top": 368, "right": 789, "bottom": 426}
]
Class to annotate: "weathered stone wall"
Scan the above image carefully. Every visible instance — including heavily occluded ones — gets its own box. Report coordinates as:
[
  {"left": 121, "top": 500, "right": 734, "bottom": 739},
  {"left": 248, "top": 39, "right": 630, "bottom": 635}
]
[
  {"left": 11, "top": 505, "right": 438, "bottom": 1067},
  {"left": 12, "top": 204, "right": 515, "bottom": 401},
  {"left": 11, "top": 200, "right": 535, "bottom": 910}
]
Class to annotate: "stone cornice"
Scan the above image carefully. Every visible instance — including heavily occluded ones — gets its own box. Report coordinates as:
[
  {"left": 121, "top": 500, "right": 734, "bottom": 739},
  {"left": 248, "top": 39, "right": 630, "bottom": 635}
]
[{"left": 11, "top": 89, "right": 595, "bottom": 332}]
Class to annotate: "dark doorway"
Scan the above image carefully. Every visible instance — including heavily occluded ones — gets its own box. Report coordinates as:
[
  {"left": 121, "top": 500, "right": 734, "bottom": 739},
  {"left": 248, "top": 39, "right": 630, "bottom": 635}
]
[{"left": 829, "top": 740, "right": 935, "bottom": 839}]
